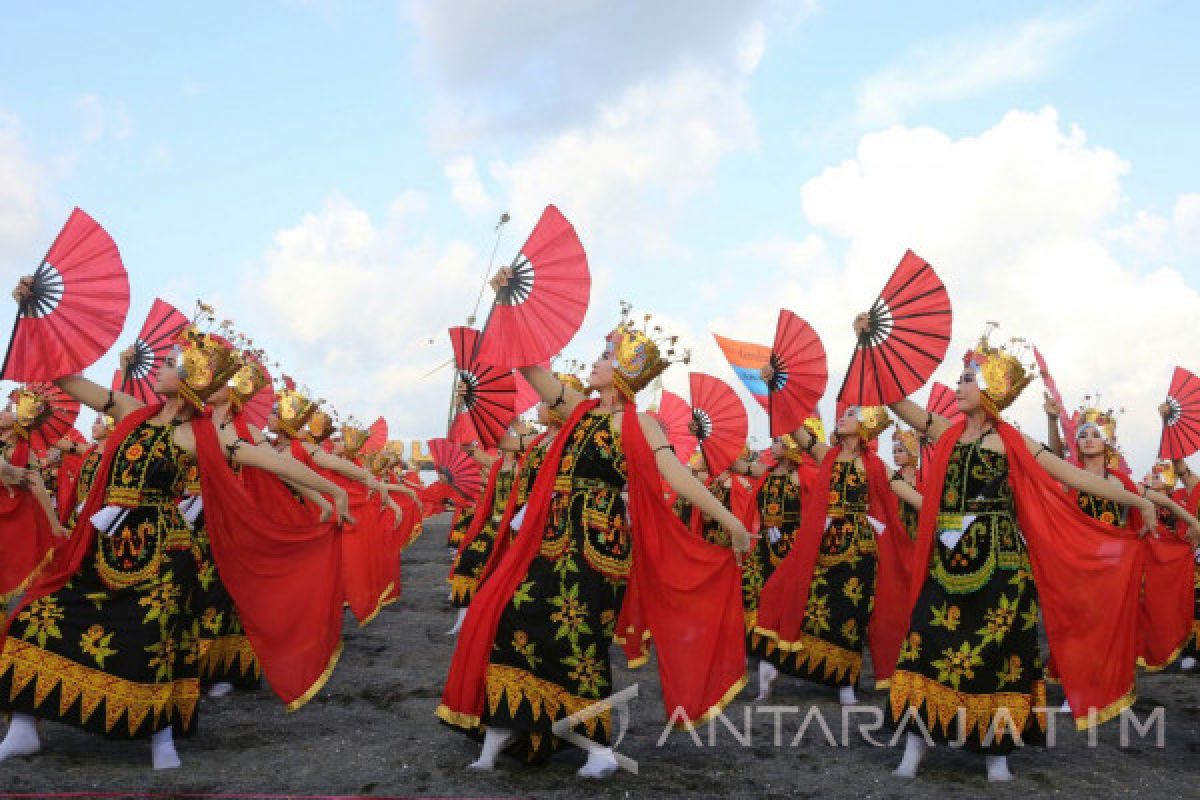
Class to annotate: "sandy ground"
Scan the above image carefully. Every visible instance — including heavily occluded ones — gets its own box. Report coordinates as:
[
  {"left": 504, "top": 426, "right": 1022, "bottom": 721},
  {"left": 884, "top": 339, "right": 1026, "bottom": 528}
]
[{"left": 3, "top": 514, "right": 1200, "bottom": 799}]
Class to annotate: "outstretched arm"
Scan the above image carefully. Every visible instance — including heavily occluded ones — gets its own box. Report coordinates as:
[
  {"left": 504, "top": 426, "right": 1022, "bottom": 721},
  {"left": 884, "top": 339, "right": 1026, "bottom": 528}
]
[
  {"left": 638, "top": 413, "right": 750, "bottom": 554},
  {"left": 1043, "top": 392, "right": 1066, "bottom": 459},
  {"left": 788, "top": 423, "right": 831, "bottom": 464},
  {"left": 1144, "top": 488, "right": 1200, "bottom": 546},
  {"left": 890, "top": 478, "right": 923, "bottom": 510}
]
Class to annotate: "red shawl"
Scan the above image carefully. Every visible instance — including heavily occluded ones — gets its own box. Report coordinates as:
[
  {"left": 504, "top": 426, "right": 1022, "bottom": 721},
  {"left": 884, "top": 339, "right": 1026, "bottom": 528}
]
[
  {"left": 754, "top": 445, "right": 911, "bottom": 683},
  {"left": 907, "top": 421, "right": 1143, "bottom": 728},
  {"left": 236, "top": 418, "right": 317, "bottom": 527},
  {"left": 478, "top": 433, "right": 549, "bottom": 586},
  {"left": 192, "top": 417, "right": 344, "bottom": 710},
  {"left": 1138, "top": 485, "right": 1193, "bottom": 670},
  {"left": 0, "top": 439, "right": 56, "bottom": 599},
  {"left": 55, "top": 450, "right": 85, "bottom": 523},
  {"left": 292, "top": 439, "right": 392, "bottom": 625},
  {"left": 438, "top": 401, "right": 746, "bottom": 728}
]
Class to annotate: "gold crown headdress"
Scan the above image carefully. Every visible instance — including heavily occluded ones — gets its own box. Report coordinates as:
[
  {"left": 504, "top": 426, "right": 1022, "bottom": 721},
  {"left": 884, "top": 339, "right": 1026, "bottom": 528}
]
[
  {"left": 963, "top": 322, "right": 1036, "bottom": 418},
  {"left": 842, "top": 405, "right": 892, "bottom": 442},
  {"left": 9, "top": 385, "right": 53, "bottom": 439},
  {"left": 894, "top": 427, "right": 921, "bottom": 462},
  {"left": 306, "top": 408, "right": 335, "bottom": 443},
  {"left": 687, "top": 451, "right": 707, "bottom": 472},
  {"left": 605, "top": 302, "right": 690, "bottom": 401},
  {"left": 230, "top": 348, "right": 271, "bottom": 410},
  {"left": 174, "top": 320, "right": 244, "bottom": 410},
  {"left": 1150, "top": 460, "right": 1177, "bottom": 490},
  {"left": 274, "top": 379, "right": 320, "bottom": 439},
  {"left": 341, "top": 416, "right": 370, "bottom": 457}
]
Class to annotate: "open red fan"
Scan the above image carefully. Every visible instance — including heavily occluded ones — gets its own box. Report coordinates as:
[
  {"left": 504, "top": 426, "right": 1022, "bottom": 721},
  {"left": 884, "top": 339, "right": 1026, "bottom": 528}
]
[
  {"left": 448, "top": 326, "right": 516, "bottom": 449},
  {"left": 838, "top": 250, "right": 951, "bottom": 407},
  {"left": 237, "top": 351, "right": 274, "bottom": 430},
  {"left": 653, "top": 390, "right": 698, "bottom": 462},
  {"left": 765, "top": 310, "right": 827, "bottom": 437},
  {"left": 10, "top": 383, "right": 81, "bottom": 454},
  {"left": 926, "top": 380, "right": 961, "bottom": 421},
  {"left": 689, "top": 372, "right": 748, "bottom": 478},
  {"left": 2, "top": 208, "right": 130, "bottom": 382},
  {"left": 362, "top": 417, "right": 388, "bottom": 456},
  {"left": 475, "top": 206, "right": 590, "bottom": 369},
  {"left": 1033, "top": 346, "right": 1078, "bottom": 459},
  {"left": 1159, "top": 366, "right": 1200, "bottom": 460},
  {"left": 110, "top": 298, "right": 188, "bottom": 404},
  {"left": 428, "top": 437, "right": 482, "bottom": 503}
]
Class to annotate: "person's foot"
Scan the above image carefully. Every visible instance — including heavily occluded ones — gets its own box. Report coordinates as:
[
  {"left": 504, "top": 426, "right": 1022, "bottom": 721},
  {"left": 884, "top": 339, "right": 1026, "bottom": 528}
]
[
  {"left": 577, "top": 747, "right": 619, "bottom": 779},
  {"left": 892, "top": 733, "right": 927, "bottom": 778},
  {"left": 0, "top": 714, "right": 40, "bottom": 761},
  {"left": 151, "top": 728, "right": 182, "bottom": 770},
  {"left": 207, "top": 682, "right": 234, "bottom": 698},
  {"left": 838, "top": 686, "right": 858, "bottom": 706},
  {"left": 446, "top": 608, "right": 467, "bottom": 636},
  {"left": 1181, "top": 656, "right": 1197, "bottom": 671},
  {"left": 467, "top": 727, "right": 514, "bottom": 770},
  {"left": 985, "top": 755, "right": 1014, "bottom": 782},
  {"left": 754, "top": 660, "right": 778, "bottom": 702}
]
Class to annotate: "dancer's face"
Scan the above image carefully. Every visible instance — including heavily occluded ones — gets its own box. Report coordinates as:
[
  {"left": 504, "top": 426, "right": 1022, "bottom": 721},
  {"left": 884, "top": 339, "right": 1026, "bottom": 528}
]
[
  {"left": 0, "top": 409, "right": 13, "bottom": 430},
  {"left": 266, "top": 412, "right": 281, "bottom": 434},
  {"left": 770, "top": 438, "right": 785, "bottom": 458},
  {"left": 892, "top": 441, "right": 912, "bottom": 467},
  {"left": 91, "top": 417, "right": 108, "bottom": 440},
  {"left": 155, "top": 352, "right": 182, "bottom": 395},
  {"left": 1076, "top": 426, "right": 1107, "bottom": 456},
  {"left": 955, "top": 368, "right": 983, "bottom": 413},
  {"left": 836, "top": 407, "right": 859, "bottom": 436},
  {"left": 588, "top": 351, "right": 614, "bottom": 390}
]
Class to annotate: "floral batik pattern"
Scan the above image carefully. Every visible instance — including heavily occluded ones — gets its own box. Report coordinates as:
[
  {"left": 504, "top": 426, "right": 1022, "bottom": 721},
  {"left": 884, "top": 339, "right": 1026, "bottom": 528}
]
[
  {"left": 0, "top": 421, "right": 202, "bottom": 739},
  {"left": 743, "top": 471, "right": 801, "bottom": 635},
  {"left": 888, "top": 439, "right": 1047, "bottom": 755},
  {"left": 479, "top": 411, "right": 629, "bottom": 763},
  {"left": 449, "top": 467, "right": 516, "bottom": 607},
  {"left": 701, "top": 481, "right": 733, "bottom": 547},
  {"left": 446, "top": 505, "right": 475, "bottom": 549},
  {"left": 756, "top": 460, "right": 878, "bottom": 687}
]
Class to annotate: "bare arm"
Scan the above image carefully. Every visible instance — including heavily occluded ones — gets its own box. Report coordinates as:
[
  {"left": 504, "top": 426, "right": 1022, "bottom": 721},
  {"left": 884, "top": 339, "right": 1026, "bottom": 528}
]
[
  {"left": 1043, "top": 392, "right": 1065, "bottom": 459},
  {"left": 788, "top": 424, "right": 831, "bottom": 464},
  {"left": 1171, "top": 459, "right": 1199, "bottom": 493},
  {"left": 1144, "top": 489, "right": 1200, "bottom": 545},
  {"left": 1021, "top": 433, "right": 1154, "bottom": 533},
  {"left": 24, "top": 470, "right": 69, "bottom": 537},
  {"left": 518, "top": 364, "right": 588, "bottom": 420},
  {"left": 888, "top": 398, "right": 952, "bottom": 442},
  {"left": 890, "top": 478, "right": 923, "bottom": 510},
  {"left": 637, "top": 413, "right": 750, "bottom": 553},
  {"left": 730, "top": 458, "right": 769, "bottom": 478},
  {"left": 54, "top": 374, "right": 142, "bottom": 421}
]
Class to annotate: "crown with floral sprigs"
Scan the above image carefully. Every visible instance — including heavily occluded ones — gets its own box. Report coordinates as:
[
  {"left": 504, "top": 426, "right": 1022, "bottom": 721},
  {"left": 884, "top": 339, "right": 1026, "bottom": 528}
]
[
  {"left": 963, "top": 322, "right": 1037, "bottom": 417},
  {"left": 605, "top": 301, "right": 690, "bottom": 401}
]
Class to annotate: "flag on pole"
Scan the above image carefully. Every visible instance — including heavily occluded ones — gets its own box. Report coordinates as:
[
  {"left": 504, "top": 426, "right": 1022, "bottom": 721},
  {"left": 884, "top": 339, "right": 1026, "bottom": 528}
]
[{"left": 712, "top": 332, "right": 771, "bottom": 412}]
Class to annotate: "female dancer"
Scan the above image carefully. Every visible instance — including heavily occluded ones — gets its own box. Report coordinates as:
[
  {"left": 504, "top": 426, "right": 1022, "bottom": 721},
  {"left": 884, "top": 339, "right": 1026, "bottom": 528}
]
[
  {"left": 439, "top": 300, "right": 751, "bottom": 779},
  {"left": 881, "top": 321, "right": 1156, "bottom": 782},
  {"left": 0, "top": 311, "right": 349, "bottom": 769}
]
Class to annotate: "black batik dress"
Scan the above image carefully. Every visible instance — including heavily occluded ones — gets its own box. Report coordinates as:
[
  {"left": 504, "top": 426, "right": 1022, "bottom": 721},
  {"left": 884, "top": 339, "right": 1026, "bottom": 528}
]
[
  {"left": 481, "top": 411, "right": 630, "bottom": 763},
  {"left": 893, "top": 470, "right": 920, "bottom": 540},
  {"left": 0, "top": 420, "right": 203, "bottom": 739},
  {"left": 743, "top": 471, "right": 800, "bottom": 635},
  {"left": 762, "top": 460, "right": 878, "bottom": 687},
  {"left": 65, "top": 449, "right": 103, "bottom": 530},
  {"left": 505, "top": 439, "right": 550, "bottom": 547},
  {"left": 450, "top": 467, "right": 516, "bottom": 608},
  {"left": 888, "top": 439, "right": 1046, "bottom": 754},
  {"left": 447, "top": 505, "right": 475, "bottom": 550},
  {"left": 702, "top": 480, "right": 733, "bottom": 547}
]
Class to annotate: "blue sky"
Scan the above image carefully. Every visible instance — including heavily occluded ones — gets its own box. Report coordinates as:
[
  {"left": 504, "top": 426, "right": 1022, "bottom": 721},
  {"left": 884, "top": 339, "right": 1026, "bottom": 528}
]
[{"left": 1, "top": 1, "right": 1197, "bottom": 468}]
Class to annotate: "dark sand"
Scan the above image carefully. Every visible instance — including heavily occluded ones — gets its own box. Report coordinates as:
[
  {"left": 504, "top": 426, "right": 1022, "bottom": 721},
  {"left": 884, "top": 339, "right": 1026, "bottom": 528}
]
[{"left": 3, "top": 514, "right": 1199, "bottom": 798}]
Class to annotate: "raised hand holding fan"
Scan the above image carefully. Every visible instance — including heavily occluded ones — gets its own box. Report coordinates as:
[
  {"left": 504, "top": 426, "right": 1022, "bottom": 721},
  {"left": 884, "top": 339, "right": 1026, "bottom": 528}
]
[
  {"left": 688, "top": 372, "right": 749, "bottom": 478},
  {"left": 838, "top": 250, "right": 951, "bottom": 407},
  {"left": 764, "top": 310, "right": 827, "bottom": 437},
  {"left": 9, "top": 382, "right": 81, "bottom": 455},
  {"left": 428, "top": 437, "right": 483, "bottom": 503},
  {"left": 1159, "top": 366, "right": 1200, "bottom": 460},
  {"left": 110, "top": 298, "right": 189, "bottom": 404},
  {"left": 448, "top": 326, "right": 517, "bottom": 449},
  {"left": 2, "top": 208, "right": 130, "bottom": 381}
]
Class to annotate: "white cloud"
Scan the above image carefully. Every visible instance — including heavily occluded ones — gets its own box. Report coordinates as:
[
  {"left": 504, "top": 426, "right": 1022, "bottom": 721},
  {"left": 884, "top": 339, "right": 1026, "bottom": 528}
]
[
  {"left": 444, "top": 155, "right": 494, "bottom": 215},
  {"left": 724, "top": 107, "right": 1199, "bottom": 470},
  {"left": 0, "top": 112, "right": 45, "bottom": 264},
  {"left": 237, "top": 191, "right": 482, "bottom": 440},
  {"left": 73, "top": 94, "right": 133, "bottom": 142},
  {"left": 1174, "top": 193, "right": 1200, "bottom": 247},
  {"left": 855, "top": 17, "right": 1087, "bottom": 126}
]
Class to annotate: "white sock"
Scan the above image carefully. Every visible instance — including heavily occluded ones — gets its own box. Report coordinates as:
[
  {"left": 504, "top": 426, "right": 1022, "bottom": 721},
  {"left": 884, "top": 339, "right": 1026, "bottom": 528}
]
[
  {"left": 468, "top": 726, "right": 514, "bottom": 770},
  {"left": 1181, "top": 656, "right": 1196, "bottom": 671},
  {"left": 986, "top": 754, "right": 1013, "bottom": 782},
  {"left": 577, "top": 745, "right": 619, "bottom": 779},
  {"left": 838, "top": 685, "right": 858, "bottom": 706},
  {"left": 151, "top": 727, "right": 181, "bottom": 770},
  {"left": 893, "top": 732, "right": 927, "bottom": 778},
  {"left": 207, "top": 682, "right": 234, "bottom": 698},
  {"left": 0, "top": 713, "right": 40, "bottom": 760},
  {"left": 447, "top": 607, "right": 467, "bottom": 636},
  {"left": 755, "top": 660, "right": 778, "bottom": 701},
  {"left": 1060, "top": 698, "right": 1071, "bottom": 713}
]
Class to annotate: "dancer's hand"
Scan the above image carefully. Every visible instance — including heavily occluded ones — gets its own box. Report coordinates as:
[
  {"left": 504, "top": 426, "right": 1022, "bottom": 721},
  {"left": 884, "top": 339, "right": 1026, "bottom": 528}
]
[
  {"left": 1137, "top": 497, "right": 1156, "bottom": 537},
  {"left": 1159, "top": 401, "right": 1172, "bottom": 420},
  {"left": 758, "top": 363, "right": 775, "bottom": 384},
  {"left": 489, "top": 266, "right": 514, "bottom": 292},
  {"left": 1043, "top": 392, "right": 1060, "bottom": 419},
  {"left": 334, "top": 489, "right": 355, "bottom": 527},
  {"left": 118, "top": 345, "right": 137, "bottom": 373},
  {"left": 1187, "top": 520, "right": 1200, "bottom": 548},
  {"left": 52, "top": 522, "right": 71, "bottom": 539},
  {"left": 728, "top": 520, "right": 752, "bottom": 556},
  {"left": 314, "top": 493, "right": 333, "bottom": 523},
  {"left": 853, "top": 312, "right": 871, "bottom": 336},
  {"left": 11, "top": 276, "right": 32, "bottom": 304}
]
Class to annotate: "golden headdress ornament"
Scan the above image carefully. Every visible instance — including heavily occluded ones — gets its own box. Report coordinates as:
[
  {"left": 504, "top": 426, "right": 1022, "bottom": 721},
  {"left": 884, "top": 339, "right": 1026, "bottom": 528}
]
[
  {"left": 174, "top": 317, "right": 244, "bottom": 410},
  {"left": 274, "top": 379, "right": 320, "bottom": 439},
  {"left": 1150, "top": 460, "right": 1177, "bottom": 491},
  {"left": 803, "top": 415, "right": 825, "bottom": 443},
  {"left": 844, "top": 405, "right": 892, "bottom": 442},
  {"left": 341, "top": 417, "right": 370, "bottom": 457},
  {"left": 963, "top": 322, "right": 1036, "bottom": 418},
  {"left": 778, "top": 433, "right": 805, "bottom": 464},
  {"left": 9, "top": 385, "right": 54, "bottom": 439},
  {"left": 687, "top": 451, "right": 707, "bottom": 472},
  {"left": 306, "top": 408, "right": 335, "bottom": 443},
  {"left": 894, "top": 427, "right": 921, "bottom": 462},
  {"left": 605, "top": 302, "right": 690, "bottom": 401}
]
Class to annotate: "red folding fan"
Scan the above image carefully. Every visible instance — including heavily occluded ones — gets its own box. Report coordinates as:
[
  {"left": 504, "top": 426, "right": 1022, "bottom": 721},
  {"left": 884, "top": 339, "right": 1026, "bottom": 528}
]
[
  {"left": 428, "top": 437, "right": 482, "bottom": 503},
  {"left": 448, "top": 326, "right": 517, "bottom": 449},
  {"left": 237, "top": 350, "right": 274, "bottom": 430},
  {"left": 838, "top": 250, "right": 951, "bottom": 407},
  {"left": 1032, "top": 346, "right": 1078, "bottom": 459},
  {"left": 362, "top": 417, "right": 388, "bottom": 456},
  {"left": 475, "top": 206, "right": 590, "bottom": 369},
  {"left": 10, "top": 383, "right": 81, "bottom": 455},
  {"left": 654, "top": 390, "right": 698, "bottom": 461},
  {"left": 2, "top": 208, "right": 130, "bottom": 382},
  {"left": 110, "top": 298, "right": 188, "bottom": 404},
  {"left": 1159, "top": 367, "right": 1200, "bottom": 460},
  {"left": 765, "top": 310, "right": 828, "bottom": 437},
  {"left": 688, "top": 373, "right": 748, "bottom": 478}
]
